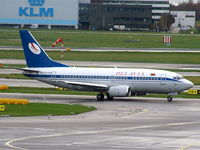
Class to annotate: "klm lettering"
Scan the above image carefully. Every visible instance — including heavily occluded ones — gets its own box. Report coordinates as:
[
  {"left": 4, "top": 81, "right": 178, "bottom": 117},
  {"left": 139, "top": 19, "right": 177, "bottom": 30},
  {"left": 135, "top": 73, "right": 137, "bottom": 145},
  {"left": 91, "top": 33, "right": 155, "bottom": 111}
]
[{"left": 19, "top": 7, "right": 54, "bottom": 17}]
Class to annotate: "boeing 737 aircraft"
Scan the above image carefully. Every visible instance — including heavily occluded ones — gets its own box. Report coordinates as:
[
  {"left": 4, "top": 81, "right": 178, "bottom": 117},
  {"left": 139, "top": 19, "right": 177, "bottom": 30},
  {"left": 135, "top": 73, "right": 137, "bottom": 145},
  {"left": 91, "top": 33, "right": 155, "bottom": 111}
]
[{"left": 18, "top": 30, "right": 193, "bottom": 101}]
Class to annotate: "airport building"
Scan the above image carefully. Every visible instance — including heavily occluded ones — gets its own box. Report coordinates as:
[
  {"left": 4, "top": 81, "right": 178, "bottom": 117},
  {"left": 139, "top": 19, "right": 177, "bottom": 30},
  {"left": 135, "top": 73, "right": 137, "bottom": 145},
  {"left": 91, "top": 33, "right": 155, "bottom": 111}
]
[
  {"left": 91, "top": 0, "right": 170, "bottom": 20},
  {"left": 0, "top": 0, "right": 79, "bottom": 29},
  {"left": 0, "top": 0, "right": 169, "bottom": 30},
  {"left": 170, "top": 11, "right": 196, "bottom": 31},
  {"left": 79, "top": 0, "right": 170, "bottom": 30},
  {"left": 79, "top": 3, "right": 152, "bottom": 30}
]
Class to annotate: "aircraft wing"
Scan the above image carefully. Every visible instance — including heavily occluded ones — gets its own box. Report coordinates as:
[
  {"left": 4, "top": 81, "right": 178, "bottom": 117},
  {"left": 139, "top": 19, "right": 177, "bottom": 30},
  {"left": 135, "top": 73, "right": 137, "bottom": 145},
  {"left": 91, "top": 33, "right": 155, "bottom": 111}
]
[{"left": 57, "top": 80, "right": 108, "bottom": 91}]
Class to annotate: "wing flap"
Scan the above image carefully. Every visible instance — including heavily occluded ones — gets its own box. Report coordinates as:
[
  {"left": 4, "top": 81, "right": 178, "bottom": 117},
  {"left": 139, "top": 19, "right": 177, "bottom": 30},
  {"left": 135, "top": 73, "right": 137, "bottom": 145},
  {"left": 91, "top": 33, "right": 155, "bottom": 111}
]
[{"left": 57, "top": 80, "right": 108, "bottom": 91}]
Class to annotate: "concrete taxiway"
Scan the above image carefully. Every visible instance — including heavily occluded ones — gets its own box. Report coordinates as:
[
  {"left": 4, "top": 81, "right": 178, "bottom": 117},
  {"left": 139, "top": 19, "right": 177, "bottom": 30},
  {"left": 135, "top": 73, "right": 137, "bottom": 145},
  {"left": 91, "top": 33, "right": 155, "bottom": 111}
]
[
  {"left": 1, "top": 46, "right": 200, "bottom": 53},
  {"left": 1, "top": 78, "right": 200, "bottom": 90},
  {"left": 1, "top": 59, "right": 200, "bottom": 70},
  {"left": 0, "top": 93, "right": 200, "bottom": 150}
]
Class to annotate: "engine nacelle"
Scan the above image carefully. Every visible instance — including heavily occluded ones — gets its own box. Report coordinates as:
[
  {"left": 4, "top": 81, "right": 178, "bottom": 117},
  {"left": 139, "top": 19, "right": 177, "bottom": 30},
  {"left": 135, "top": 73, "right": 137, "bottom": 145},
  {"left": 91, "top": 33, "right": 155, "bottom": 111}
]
[{"left": 108, "top": 85, "right": 131, "bottom": 97}]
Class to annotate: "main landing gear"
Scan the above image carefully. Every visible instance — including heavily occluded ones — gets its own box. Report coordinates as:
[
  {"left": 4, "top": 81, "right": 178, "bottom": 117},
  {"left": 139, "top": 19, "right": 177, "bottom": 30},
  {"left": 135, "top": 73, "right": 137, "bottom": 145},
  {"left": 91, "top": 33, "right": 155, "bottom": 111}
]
[
  {"left": 97, "top": 93, "right": 104, "bottom": 101},
  {"left": 167, "top": 96, "right": 173, "bottom": 102},
  {"left": 106, "top": 93, "right": 113, "bottom": 100},
  {"left": 96, "top": 93, "right": 113, "bottom": 101}
]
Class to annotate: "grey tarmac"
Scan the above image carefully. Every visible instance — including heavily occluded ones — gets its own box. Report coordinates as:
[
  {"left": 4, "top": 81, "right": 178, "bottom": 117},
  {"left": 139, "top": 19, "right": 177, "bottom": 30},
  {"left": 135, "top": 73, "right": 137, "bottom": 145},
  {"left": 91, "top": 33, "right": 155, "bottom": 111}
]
[
  {"left": 0, "top": 78, "right": 199, "bottom": 89},
  {"left": 0, "top": 46, "right": 200, "bottom": 53},
  {"left": 0, "top": 93, "right": 200, "bottom": 150},
  {"left": 1, "top": 59, "right": 200, "bottom": 70}
]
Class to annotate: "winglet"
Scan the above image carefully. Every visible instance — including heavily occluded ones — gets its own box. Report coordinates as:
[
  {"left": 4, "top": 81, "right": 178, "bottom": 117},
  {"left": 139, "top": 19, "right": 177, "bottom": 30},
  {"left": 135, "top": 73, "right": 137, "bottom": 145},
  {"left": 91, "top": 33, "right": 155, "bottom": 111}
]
[{"left": 19, "top": 30, "right": 69, "bottom": 68}]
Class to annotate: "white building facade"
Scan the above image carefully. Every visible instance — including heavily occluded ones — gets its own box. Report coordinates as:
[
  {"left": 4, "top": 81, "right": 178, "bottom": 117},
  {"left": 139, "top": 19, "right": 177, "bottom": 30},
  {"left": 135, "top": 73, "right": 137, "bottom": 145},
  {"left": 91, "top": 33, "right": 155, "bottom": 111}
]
[
  {"left": 170, "top": 11, "right": 196, "bottom": 30},
  {"left": 0, "top": 0, "right": 79, "bottom": 28}
]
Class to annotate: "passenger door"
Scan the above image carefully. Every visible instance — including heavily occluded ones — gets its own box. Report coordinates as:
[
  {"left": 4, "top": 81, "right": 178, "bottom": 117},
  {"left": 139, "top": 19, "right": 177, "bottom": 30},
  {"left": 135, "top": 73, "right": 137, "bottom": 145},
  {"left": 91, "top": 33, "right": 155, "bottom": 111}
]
[{"left": 160, "top": 74, "right": 166, "bottom": 85}]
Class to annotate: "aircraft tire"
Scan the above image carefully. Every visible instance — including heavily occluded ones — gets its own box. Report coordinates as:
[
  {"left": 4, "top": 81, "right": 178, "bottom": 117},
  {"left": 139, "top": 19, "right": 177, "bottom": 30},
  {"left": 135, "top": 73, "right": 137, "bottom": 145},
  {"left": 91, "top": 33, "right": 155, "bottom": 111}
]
[
  {"left": 97, "top": 93, "right": 104, "bottom": 101},
  {"left": 167, "top": 96, "right": 173, "bottom": 102}
]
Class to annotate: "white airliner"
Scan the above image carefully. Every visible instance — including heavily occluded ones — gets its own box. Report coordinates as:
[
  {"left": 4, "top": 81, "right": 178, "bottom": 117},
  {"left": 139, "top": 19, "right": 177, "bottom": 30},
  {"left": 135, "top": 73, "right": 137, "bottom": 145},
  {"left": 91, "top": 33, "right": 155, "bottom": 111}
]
[{"left": 18, "top": 30, "right": 193, "bottom": 101}]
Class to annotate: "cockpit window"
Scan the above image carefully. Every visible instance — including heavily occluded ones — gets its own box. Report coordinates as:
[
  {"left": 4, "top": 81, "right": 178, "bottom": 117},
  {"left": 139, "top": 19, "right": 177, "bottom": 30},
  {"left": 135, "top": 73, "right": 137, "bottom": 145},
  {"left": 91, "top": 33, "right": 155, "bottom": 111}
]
[{"left": 173, "top": 75, "right": 184, "bottom": 80}]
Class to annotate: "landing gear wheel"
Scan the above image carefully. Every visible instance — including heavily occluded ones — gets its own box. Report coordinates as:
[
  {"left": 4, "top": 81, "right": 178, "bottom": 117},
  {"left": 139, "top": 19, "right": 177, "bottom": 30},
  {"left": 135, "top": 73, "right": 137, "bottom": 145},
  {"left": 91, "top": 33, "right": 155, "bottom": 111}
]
[
  {"left": 167, "top": 96, "right": 173, "bottom": 102},
  {"left": 97, "top": 93, "right": 104, "bottom": 101}
]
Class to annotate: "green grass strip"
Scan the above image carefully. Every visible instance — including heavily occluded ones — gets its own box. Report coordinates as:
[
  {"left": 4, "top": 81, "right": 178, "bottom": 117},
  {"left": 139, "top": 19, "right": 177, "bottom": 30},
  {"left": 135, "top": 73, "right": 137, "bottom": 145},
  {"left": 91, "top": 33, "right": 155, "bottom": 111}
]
[
  {"left": 185, "top": 76, "right": 200, "bottom": 85},
  {"left": 0, "top": 74, "right": 31, "bottom": 80},
  {"left": 0, "top": 87, "right": 97, "bottom": 95},
  {"left": 0, "top": 50, "right": 200, "bottom": 64},
  {"left": 0, "top": 103, "right": 95, "bottom": 117},
  {"left": 166, "top": 69, "right": 200, "bottom": 72},
  {"left": 0, "top": 29, "right": 200, "bottom": 48},
  {"left": 1, "top": 64, "right": 26, "bottom": 68}
]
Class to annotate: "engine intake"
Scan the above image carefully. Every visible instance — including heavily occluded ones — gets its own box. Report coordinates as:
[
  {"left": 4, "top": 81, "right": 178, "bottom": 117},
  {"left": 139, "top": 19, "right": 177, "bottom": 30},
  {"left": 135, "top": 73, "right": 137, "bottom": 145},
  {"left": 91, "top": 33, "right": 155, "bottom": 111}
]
[{"left": 108, "top": 85, "right": 131, "bottom": 97}]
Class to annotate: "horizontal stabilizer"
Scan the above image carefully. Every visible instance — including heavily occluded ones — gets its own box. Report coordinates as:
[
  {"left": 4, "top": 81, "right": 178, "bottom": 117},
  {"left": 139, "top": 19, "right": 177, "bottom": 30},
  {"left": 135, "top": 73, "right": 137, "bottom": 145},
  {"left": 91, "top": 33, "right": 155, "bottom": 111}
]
[{"left": 11, "top": 67, "right": 40, "bottom": 73}]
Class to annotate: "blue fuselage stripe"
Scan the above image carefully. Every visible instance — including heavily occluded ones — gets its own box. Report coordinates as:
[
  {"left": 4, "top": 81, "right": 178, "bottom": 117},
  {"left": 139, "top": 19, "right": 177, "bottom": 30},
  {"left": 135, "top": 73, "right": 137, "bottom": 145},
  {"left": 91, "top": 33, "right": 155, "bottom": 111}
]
[{"left": 24, "top": 74, "right": 178, "bottom": 82}]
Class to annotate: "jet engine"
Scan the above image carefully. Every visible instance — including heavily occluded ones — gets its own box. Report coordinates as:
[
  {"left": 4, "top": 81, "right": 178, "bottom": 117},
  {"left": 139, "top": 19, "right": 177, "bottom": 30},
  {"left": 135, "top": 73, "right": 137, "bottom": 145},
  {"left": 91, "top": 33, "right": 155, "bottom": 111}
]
[{"left": 108, "top": 85, "right": 131, "bottom": 97}]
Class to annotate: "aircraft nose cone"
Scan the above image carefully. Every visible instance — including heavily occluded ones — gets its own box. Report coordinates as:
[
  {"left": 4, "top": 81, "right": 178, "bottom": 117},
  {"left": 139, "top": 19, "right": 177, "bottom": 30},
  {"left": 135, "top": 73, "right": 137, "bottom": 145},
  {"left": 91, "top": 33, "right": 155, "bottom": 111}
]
[{"left": 184, "top": 79, "right": 194, "bottom": 90}]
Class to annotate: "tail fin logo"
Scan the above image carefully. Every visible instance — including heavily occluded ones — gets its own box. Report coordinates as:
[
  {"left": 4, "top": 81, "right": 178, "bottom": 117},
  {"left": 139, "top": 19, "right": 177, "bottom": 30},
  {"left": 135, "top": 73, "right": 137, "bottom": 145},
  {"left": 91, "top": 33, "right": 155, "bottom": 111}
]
[{"left": 28, "top": 43, "right": 41, "bottom": 55}]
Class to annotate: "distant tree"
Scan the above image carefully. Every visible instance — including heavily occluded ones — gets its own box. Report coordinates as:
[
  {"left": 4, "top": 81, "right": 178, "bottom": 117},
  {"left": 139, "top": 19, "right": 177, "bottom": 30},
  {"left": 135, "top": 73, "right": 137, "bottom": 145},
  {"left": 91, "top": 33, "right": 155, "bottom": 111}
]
[{"left": 158, "top": 14, "right": 175, "bottom": 32}]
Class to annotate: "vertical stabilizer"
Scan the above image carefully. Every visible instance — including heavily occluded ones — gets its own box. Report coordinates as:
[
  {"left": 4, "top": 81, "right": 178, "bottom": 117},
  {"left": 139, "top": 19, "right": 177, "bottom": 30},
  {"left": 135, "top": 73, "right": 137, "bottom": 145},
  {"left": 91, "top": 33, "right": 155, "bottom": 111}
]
[{"left": 19, "top": 30, "right": 69, "bottom": 68}]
